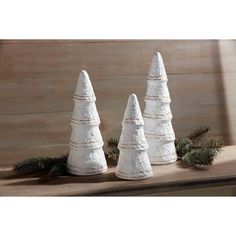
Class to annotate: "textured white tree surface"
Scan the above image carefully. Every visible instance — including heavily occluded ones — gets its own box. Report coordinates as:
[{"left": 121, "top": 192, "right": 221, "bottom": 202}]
[
  {"left": 116, "top": 94, "right": 153, "bottom": 180},
  {"left": 67, "top": 70, "right": 107, "bottom": 175},
  {"left": 144, "top": 52, "right": 177, "bottom": 165}
]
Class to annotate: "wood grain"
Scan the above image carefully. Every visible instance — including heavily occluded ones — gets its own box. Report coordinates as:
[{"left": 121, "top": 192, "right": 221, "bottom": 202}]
[
  {"left": 0, "top": 144, "right": 69, "bottom": 166},
  {"left": 0, "top": 103, "right": 234, "bottom": 151},
  {"left": 0, "top": 73, "right": 236, "bottom": 115},
  {"left": 0, "top": 40, "right": 236, "bottom": 82}
]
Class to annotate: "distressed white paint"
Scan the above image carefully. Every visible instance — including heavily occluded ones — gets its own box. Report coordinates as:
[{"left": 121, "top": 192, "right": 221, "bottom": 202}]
[
  {"left": 116, "top": 94, "right": 153, "bottom": 180},
  {"left": 67, "top": 70, "right": 107, "bottom": 175},
  {"left": 144, "top": 52, "right": 177, "bottom": 164}
]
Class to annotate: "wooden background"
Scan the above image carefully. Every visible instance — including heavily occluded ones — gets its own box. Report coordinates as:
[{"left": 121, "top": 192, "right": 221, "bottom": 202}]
[{"left": 0, "top": 40, "right": 236, "bottom": 165}]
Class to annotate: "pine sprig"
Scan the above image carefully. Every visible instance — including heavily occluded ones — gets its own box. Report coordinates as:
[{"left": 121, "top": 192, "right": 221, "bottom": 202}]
[
  {"left": 181, "top": 148, "right": 216, "bottom": 167},
  {"left": 14, "top": 157, "right": 57, "bottom": 175},
  {"left": 13, "top": 154, "right": 69, "bottom": 180},
  {"left": 188, "top": 126, "right": 210, "bottom": 144},
  {"left": 191, "top": 138, "right": 223, "bottom": 153},
  {"left": 176, "top": 127, "right": 223, "bottom": 168},
  {"left": 41, "top": 155, "right": 68, "bottom": 182},
  {"left": 105, "top": 138, "right": 119, "bottom": 166},
  {"left": 175, "top": 137, "right": 191, "bottom": 158},
  {"left": 107, "top": 138, "right": 119, "bottom": 149}
]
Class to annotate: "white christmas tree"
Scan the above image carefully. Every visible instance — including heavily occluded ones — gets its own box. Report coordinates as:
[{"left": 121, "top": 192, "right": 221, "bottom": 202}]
[
  {"left": 143, "top": 52, "right": 177, "bottom": 164},
  {"left": 116, "top": 94, "right": 153, "bottom": 180},
  {"left": 67, "top": 70, "right": 107, "bottom": 175}
]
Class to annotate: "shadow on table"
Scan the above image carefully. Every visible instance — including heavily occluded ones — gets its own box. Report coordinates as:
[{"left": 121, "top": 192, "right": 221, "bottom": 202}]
[{"left": 2, "top": 171, "right": 121, "bottom": 186}]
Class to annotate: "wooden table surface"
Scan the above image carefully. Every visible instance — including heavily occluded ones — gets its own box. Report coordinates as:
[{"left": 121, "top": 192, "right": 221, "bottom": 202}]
[{"left": 0, "top": 145, "right": 236, "bottom": 196}]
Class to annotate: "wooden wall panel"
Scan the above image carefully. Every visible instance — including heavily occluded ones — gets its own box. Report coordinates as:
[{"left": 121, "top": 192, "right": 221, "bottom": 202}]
[
  {"left": 0, "top": 40, "right": 235, "bottom": 165},
  {"left": 0, "top": 145, "right": 69, "bottom": 166},
  {"left": 0, "top": 40, "right": 236, "bottom": 81},
  {"left": 0, "top": 73, "right": 236, "bottom": 115},
  {"left": 0, "top": 103, "right": 234, "bottom": 149}
]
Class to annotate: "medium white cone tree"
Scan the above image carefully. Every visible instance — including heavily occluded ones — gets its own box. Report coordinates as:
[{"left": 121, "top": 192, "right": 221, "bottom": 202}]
[
  {"left": 143, "top": 52, "right": 177, "bottom": 164},
  {"left": 116, "top": 94, "right": 153, "bottom": 180},
  {"left": 67, "top": 70, "right": 107, "bottom": 175}
]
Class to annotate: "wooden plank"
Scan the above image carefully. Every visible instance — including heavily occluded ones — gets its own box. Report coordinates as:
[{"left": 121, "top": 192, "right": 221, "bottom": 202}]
[
  {"left": 0, "top": 40, "right": 236, "bottom": 81},
  {"left": 98, "top": 177, "right": 236, "bottom": 196},
  {"left": 0, "top": 144, "right": 69, "bottom": 166},
  {"left": 0, "top": 40, "right": 153, "bottom": 44},
  {"left": 172, "top": 104, "right": 233, "bottom": 143},
  {"left": 0, "top": 112, "right": 71, "bottom": 149},
  {"left": 149, "top": 184, "right": 236, "bottom": 196},
  {"left": 0, "top": 73, "right": 235, "bottom": 115},
  {"left": 0, "top": 110, "right": 122, "bottom": 149},
  {"left": 0, "top": 145, "right": 236, "bottom": 196},
  {"left": 0, "top": 74, "right": 146, "bottom": 115},
  {"left": 0, "top": 103, "right": 234, "bottom": 150}
]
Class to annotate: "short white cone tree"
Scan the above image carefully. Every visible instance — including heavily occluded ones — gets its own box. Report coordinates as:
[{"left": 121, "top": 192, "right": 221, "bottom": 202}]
[
  {"left": 116, "top": 94, "right": 153, "bottom": 180},
  {"left": 67, "top": 70, "right": 107, "bottom": 175},
  {"left": 143, "top": 52, "right": 177, "bottom": 164}
]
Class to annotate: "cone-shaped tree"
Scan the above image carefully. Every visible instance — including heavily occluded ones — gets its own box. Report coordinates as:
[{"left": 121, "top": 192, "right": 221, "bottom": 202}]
[
  {"left": 67, "top": 70, "right": 107, "bottom": 175},
  {"left": 116, "top": 94, "right": 153, "bottom": 180},
  {"left": 143, "top": 52, "right": 177, "bottom": 164}
]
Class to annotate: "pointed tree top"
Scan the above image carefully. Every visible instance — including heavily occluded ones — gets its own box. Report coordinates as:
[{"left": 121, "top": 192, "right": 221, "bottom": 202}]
[
  {"left": 119, "top": 94, "right": 148, "bottom": 150},
  {"left": 123, "top": 94, "right": 144, "bottom": 125},
  {"left": 74, "top": 70, "right": 96, "bottom": 101},
  {"left": 148, "top": 52, "right": 167, "bottom": 79}
]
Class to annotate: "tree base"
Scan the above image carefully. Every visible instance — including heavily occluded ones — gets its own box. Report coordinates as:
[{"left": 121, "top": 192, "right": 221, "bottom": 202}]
[
  {"left": 67, "top": 164, "right": 107, "bottom": 176},
  {"left": 149, "top": 153, "right": 177, "bottom": 165},
  {"left": 115, "top": 170, "right": 153, "bottom": 181}
]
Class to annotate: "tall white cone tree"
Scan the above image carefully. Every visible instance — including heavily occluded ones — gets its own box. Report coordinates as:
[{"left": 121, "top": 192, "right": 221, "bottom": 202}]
[
  {"left": 143, "top": 52, "right": 177, "bottom": 164},
  {"left": 116, "top": 94, "right": 153, "bottom": 180},
  {"left": 67, "top": 70, "right": 107, "bottom": 175}
]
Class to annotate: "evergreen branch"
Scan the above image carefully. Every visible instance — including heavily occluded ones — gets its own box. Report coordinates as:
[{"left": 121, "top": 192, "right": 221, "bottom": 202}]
[
  {"left": 105, "top": 138, "right": 119, "bottom": 166},
  {"left": 13, "top": 154, "right": 69, "bottom": 177},
  {"left": 40, "top": 154, "right": 68, "bottom": 182},
  {"left": 187, "top": 126, "right": 210, "bottom": 144},
  {"left": 175, "top": 137, "right": 191, "bottom": 158},
  {"left": 106, "top": 149, "right": 119, "bottom": 166},
  {"left": 174, "top": 138, "right": 180, "bottom": 148},
  {"left": 191, "top": 138, "right": 223, "bottom": 155},
  {"left": 181, "top": 148, "right": 216, "bottom": 168},
  {"left": 176, "top": 127, "right": 223, "bottom": 168},
  {"left": 14, "top": 157, "right": 56, "bottom": 175},
  {"left": 107, "top": 138, "right": 119, "bottom": 148}
]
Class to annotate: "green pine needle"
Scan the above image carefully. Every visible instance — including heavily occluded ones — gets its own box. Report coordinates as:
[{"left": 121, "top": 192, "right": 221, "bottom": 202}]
[
  {"left": 175, "top": 137, "right": 191, "bottom": 158},
  {"left": 181, "top": 148, "right": 215, "bottom": 168},
  {"left": 188, "top": 126, "right": 210, "bottom": 144},
  {"left": 14, "top": 154, "right": 69, "bottom": 178},
  {"left": 105, "top": 138, "right": 119, "bottom": 166},
  {"left": 107, "top": 138, "right": 119, "bottom": 149},
  {"left": 14, "top": 157, "right": 57, "bottom": 175},
  {"left": 191, "top": 138, "right": 223, "bottom": 154},
  {"left": 176, "top": 127, "right": 223, "bottom": 168},
  {"left": 41, "top": 155, "right": 68, "bottom": 182}
]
